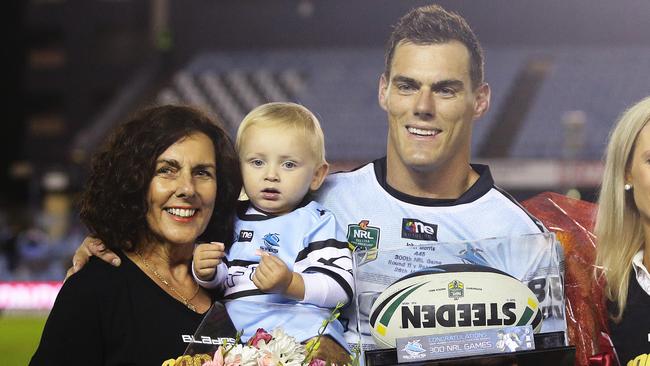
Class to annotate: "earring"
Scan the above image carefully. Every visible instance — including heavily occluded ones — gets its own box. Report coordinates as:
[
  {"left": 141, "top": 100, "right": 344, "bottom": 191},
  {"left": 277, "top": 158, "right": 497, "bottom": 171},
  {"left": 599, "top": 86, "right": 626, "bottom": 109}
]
[{"left": 624, "top": 183, "right": 632, "bottom": 191}]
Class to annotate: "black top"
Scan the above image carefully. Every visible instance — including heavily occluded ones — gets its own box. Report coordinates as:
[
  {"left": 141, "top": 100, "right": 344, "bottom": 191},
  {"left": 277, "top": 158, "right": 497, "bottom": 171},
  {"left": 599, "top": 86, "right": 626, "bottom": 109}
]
[
  {"left": 607, "top": 272, "right": 650, "bottom": 365},
  {"left": 30, "top": 251, "right": 214, "bottom": 366}
]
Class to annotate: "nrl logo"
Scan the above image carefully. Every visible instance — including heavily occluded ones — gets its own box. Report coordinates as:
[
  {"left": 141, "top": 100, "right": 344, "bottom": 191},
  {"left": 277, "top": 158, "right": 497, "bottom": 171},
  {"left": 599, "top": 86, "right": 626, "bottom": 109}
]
[
  {"left": 347, "top": 220, "right": 380, "bottom": 251},
  {"left": 347, "top": 220, "right": 380, "bottom": 261}
]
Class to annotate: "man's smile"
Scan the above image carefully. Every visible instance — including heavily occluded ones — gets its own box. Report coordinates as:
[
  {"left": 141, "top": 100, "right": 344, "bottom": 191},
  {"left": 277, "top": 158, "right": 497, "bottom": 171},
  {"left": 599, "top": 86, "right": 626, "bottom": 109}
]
[{"left": 406, "top": 126, "right": 442, "bottom": 137}]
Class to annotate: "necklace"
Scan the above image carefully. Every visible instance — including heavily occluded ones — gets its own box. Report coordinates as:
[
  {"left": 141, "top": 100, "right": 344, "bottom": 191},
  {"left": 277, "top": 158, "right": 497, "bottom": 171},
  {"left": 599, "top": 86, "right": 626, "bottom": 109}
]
[{"left": 135, "top": 251, "right": 199, "bottom": 312}]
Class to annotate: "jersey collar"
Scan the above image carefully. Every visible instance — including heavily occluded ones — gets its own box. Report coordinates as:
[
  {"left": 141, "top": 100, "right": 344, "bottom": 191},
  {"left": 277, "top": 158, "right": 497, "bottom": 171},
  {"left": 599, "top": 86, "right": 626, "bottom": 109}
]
[
  {"left": 236, "top": 197, "right": 312, "bottom": 221},
  {"left": 372, "top": 157, "right": 494, "bottom": 207}
]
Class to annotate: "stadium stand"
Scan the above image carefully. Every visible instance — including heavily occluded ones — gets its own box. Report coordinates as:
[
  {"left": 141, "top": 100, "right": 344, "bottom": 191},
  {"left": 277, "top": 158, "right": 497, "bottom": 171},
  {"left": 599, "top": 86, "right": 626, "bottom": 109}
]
[
  {"left": 475, "top": 46, "right": 538, "bottom": 152},
  {"left": 156, "top": 49, "right": 388, "bottom": 163},
  {"left": 0, "top": 255, "right": 11, "bottom": 281},
  {"left": 157, "top": 46, "right": 650, "bottom": 163},
  {"left": 158, "top": 47, "right": 650, "bottom": 162},
  {"left": 511, "top": 46, "right": 650, "bottom": 159}
]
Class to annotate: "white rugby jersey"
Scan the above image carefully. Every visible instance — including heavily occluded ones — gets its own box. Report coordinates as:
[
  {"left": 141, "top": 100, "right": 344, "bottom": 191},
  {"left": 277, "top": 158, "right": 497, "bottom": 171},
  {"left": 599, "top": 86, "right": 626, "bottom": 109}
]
[
  {"left": 318, "top": 158, "right": 545, "bottom": 252},
  {"left": 219, "top": 200, "right": 353, "bottom": 346},
  {"left": 316, "top": 158, "right": 547, "bottom": 347}
]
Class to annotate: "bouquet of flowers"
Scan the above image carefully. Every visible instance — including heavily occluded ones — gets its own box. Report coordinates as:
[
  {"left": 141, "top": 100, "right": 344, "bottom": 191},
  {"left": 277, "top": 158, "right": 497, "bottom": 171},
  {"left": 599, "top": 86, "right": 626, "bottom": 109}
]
[{"left": 201, "top": 303, "right": 359, "bottom": 366}]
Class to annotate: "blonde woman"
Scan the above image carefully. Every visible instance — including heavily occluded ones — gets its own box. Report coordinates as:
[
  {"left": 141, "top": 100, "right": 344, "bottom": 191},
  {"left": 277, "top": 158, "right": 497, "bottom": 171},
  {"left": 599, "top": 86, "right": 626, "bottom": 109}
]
[{"left": 595, "top": 96, "right": 650, "bottom": 365}]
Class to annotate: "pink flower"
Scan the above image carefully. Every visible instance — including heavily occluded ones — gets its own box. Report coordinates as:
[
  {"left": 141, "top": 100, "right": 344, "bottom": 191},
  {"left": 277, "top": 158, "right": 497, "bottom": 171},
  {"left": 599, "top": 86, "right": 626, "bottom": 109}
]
[
  {"left": 308, "top": 359, "right": 327, "bottom": 366},
  {"left": 248, "top": 328, "right": 273, "bottom": 348},
  {"left": 202, "top": 346, "right": 225, "bottom": 366}
]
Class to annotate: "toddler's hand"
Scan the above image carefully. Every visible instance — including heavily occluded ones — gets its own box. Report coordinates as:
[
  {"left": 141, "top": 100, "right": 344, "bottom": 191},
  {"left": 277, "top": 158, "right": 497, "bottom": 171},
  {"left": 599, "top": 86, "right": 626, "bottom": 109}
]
[
  {"left": 252, "top": 250, "right": 293, "bottom": 295},
  {"left": 193, "top": 242, "right": 225, "bottom": 281}
]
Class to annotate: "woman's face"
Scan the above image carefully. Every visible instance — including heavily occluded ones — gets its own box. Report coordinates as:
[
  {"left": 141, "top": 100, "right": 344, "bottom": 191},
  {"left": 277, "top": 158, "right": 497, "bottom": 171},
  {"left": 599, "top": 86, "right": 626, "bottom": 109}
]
[
  {"left": 146, "top": 132, "right": 217, "bottom": 246},
  {"left": 628, "top": 123, "right": 650, "bottom": 225}
]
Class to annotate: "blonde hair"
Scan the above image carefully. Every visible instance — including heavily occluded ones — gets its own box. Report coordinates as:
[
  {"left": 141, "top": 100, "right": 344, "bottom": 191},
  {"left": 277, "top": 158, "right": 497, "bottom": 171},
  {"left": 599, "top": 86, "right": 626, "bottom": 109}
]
[
  {"left": 595, "top": 95, "right": 650, "bottom": 322},
  {"left": 236, "top": 102, "right": 326, "bottom": 164}
]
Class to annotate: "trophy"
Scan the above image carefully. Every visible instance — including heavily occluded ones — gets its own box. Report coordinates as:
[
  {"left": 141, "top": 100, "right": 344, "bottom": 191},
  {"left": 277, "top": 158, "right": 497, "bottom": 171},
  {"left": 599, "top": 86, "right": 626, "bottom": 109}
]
[{"left": 351, "top": 233, "right": 575, "bottom": 365}]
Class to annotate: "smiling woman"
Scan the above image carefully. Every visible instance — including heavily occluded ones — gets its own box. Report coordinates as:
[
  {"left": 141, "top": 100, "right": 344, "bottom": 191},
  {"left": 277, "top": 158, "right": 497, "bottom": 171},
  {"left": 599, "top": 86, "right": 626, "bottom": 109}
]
[
  {"left": 146, "top": 132, "right": 218, "bottom": 247},
  {"left": 29, "top": 105, "right": 242, "bottom": 365},
  {"left": 80, "top": 106, "right": 241, "bottom": 252}
]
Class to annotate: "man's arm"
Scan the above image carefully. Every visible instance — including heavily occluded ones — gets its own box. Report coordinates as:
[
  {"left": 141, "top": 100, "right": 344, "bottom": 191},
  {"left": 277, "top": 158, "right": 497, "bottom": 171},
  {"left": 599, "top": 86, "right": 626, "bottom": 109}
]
[{"left": 66, "top": 236, "right": 120, "bottom": 278}]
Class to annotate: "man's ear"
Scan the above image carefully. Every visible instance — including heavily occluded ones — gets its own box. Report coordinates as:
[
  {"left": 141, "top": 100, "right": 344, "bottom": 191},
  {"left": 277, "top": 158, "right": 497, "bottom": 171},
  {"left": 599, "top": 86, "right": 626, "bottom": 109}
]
[
  {"left": 473, "top": 83, "right": 491, "bottom": 120},
  {"left": 310, "top": 162, "right": 330, "bottom": 191},
  {"left": 378, "top": 74, "right": 389, "bottom": 112}
]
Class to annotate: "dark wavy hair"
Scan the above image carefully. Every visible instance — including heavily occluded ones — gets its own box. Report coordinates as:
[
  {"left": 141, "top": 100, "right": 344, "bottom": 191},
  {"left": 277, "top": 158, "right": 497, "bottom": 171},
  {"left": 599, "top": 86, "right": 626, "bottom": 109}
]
[
  {"left": 80, "top": 105, "right": 242, "bottom": 252},
  {"left": 384, "top": 4, "right": 484, "bottom": 88}
]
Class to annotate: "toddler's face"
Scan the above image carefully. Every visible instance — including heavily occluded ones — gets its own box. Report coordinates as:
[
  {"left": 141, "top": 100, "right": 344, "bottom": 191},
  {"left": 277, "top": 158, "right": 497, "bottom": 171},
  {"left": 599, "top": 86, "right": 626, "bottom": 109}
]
[{"left": 239, "top": 125, "right": 327, "bottom": 215}]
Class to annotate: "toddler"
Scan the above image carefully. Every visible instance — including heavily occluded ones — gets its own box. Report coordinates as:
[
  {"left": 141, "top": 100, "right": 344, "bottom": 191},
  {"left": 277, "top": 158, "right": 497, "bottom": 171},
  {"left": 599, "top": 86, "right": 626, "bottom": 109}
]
[{"left": 193, "top": 102, "right": 353, "bottom": 351}]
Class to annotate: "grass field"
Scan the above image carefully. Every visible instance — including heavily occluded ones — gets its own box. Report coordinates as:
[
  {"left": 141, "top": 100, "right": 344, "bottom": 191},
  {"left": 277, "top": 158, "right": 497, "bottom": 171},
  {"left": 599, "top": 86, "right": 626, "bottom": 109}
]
[{"left": 0, "top": 312, "right": 48, "bottom": 366}]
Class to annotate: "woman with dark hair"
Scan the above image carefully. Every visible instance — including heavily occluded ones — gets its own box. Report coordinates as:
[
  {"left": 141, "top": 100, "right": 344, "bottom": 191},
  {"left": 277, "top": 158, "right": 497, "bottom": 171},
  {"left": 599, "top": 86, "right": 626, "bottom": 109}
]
[{"left": 30, "top": 105, "right": 241, "bottom": 365}]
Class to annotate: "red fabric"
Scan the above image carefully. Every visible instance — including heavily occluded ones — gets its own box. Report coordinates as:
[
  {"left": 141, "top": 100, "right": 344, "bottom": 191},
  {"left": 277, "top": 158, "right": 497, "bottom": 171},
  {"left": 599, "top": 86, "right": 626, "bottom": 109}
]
[
  {"left": 588, "top": 332, "right": 619, "bottom": 366},
  {"left": 522, "top": 192, "right": 616, "bottom": 366},
  {"left": 589, "top": 352, "right": 617, "bottom": 366}
]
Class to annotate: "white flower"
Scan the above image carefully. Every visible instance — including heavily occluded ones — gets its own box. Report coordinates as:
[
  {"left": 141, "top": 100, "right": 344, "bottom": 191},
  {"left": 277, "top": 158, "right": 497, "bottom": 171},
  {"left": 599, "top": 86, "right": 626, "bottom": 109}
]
[
  {"left": 256, "top": 328, "right": 306, "bottom": 366},
  {"left": 225, "top": 344, "right": 260, "bottom": 366}
]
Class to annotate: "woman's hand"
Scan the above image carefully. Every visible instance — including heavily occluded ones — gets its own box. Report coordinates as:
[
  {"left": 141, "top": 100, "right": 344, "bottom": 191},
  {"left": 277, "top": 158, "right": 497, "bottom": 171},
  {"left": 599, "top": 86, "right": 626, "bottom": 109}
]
[
  {"left": 66, "top": 236, "right": 120, "bottom": 279},
  {"left": 193, "top": 242, "right": 226, "bottom": 281},
  {"left": 252, "top": 250, "right": 304, "bottom": 300}
]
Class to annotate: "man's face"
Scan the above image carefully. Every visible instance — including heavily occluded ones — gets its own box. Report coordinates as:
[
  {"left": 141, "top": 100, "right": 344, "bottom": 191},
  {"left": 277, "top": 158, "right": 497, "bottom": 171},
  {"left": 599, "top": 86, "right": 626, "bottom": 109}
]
[{"left": 379, "top": 41, "right": 489, "bottom": 175}]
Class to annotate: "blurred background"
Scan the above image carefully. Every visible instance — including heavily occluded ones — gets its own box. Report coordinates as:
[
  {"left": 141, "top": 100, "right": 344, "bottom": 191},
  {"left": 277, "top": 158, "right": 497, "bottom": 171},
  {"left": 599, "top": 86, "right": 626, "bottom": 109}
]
[{"left": 2, "top": 0, "right": 650, "bottom": 363}]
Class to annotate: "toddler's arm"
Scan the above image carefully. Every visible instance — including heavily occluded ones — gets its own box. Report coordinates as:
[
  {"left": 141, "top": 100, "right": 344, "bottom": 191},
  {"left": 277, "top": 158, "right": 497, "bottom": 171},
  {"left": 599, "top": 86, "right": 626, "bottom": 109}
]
[
  {"left": 252, "top": 251, "right": 349, "bottom": 306},
  {"left": 253, "top": 250, "right": 305, "bottom": 300},
  {"left": 301, "top": 272, "right": 349, "bottom": 308},
  {"left": 192, "top": 242, "right": 228, "bottom": 289}
]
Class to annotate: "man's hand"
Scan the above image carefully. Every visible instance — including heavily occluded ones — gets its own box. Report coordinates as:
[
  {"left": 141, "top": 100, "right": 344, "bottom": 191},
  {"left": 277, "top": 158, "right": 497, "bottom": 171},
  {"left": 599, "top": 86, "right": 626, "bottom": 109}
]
[
  {"left": 252, "top": 250, "right": 304, "bottom": 300},
  {"left": 66, "top": 236, "right": 120, "bottom": 279},
  {"left": 193, "top": 242, "right": 226, "bottom": 281}
]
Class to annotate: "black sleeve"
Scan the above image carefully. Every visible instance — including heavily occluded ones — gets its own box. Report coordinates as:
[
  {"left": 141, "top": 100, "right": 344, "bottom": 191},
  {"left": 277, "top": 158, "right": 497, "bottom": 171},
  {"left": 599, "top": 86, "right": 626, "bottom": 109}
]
[{"left": 29, "top": 265, "right": 105, "bottom": 365}]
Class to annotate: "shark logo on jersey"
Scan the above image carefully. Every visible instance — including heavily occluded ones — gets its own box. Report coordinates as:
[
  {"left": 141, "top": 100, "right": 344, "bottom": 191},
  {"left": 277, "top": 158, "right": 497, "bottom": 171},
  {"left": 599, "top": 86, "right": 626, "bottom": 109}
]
[
  {"left": 261, "top": 233, "right": 280, "bottom": 253},
  {"left": 456, "top": 243, "right": 489, "bottom": 266}
]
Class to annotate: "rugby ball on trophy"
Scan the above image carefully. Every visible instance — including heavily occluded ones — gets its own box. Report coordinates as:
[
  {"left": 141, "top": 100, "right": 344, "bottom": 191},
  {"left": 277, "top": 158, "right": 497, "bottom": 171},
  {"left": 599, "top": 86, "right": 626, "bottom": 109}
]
[{"left": 369, "top": 264, "right": 543, "bottom": 348}]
